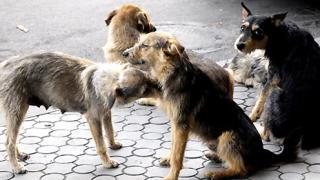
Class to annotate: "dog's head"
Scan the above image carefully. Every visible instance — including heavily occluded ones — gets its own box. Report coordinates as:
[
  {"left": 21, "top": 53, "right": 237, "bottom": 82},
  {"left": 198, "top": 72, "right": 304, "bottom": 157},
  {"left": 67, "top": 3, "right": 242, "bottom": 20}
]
[
  {"left": 234, "top": 2, "right": 287, "bottom": 54},
  {"left": 122, "top": 32, "right": 185, "bottom": 78},
  {"left": 114, "top": 67, "right": 160, "bottom": 105},
  {"left": 105, "top": 4, "right": 156, "bottom": 33}
]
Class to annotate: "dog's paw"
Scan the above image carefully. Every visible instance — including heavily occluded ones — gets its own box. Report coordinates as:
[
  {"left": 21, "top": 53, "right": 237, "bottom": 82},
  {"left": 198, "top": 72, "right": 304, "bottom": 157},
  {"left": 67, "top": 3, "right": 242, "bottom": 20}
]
[
  {"left": 103, "top": 159, "right": 119, "bottom": 168},
  {"left": 159, "top": 157, "right": 170, "bottom": 166},
  {"left": 110, "top": 141, "right": 122, "bottom": 150},
  {"left": 136, "top": 98, "right": 156, "bottom": 106},
  {"left": 13, "top": 164, "right": 27, "bottom": 174},
  {"left": 205, "top": 171, "right": 218, "bottom": 179},
  {"left": 249, "top": 112, "right": 258, "bottom": 122},
  {"left": 205, "top": 152, "right": 222, "bottom": 163},
  {"left": 18, "top": 152, "right": 30, "bottom": 161}
]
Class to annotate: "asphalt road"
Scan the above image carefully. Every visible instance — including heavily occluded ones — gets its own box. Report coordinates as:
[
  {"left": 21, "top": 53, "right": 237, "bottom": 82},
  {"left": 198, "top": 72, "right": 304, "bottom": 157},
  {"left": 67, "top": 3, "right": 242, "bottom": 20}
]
[{"left": 0, "top": 0, "right": 320, "bottom": 62}]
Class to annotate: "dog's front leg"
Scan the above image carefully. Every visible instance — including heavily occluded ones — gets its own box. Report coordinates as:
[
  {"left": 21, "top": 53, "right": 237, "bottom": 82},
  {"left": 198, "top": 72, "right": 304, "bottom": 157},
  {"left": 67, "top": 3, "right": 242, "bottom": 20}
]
[
  {"left": 101, "top": 108, "right": 122, "bottom": 150},
  {"left": 85, "top": 112, "right": 119, "bottom": 168},
  {"left": 164, "top": 122, "right": 189, "bottom": 180}
]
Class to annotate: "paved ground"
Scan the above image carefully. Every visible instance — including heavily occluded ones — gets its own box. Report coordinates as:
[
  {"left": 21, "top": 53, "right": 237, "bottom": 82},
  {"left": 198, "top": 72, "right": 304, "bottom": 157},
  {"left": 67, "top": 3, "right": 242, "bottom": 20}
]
[
  {"left": 2, "top": 84, "right": 320, "bottom": 180},
  {"left": 1, "top": 0, "right": 320, "bottom": 179}
]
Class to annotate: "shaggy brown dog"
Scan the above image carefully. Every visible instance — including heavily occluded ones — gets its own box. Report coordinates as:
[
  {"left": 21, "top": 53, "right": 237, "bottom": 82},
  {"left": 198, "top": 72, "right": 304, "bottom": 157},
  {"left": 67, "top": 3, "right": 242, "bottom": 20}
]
[
  {"left": 0, "top": 52, "right": 159, "bottom": 174},
  {"left": 123, "top": 32, "right": 278, "bottom": 180},
  {"left": 103, "top": 4, "right": 156, "bottom": 64}
]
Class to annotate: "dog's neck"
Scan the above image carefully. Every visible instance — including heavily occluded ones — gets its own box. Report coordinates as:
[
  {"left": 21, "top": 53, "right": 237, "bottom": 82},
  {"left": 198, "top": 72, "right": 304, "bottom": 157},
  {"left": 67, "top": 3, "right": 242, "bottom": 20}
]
[
  {"left": 81, "top": 63, "right": 124, "bottom": 108},
  {"left": 107, "top": 23, "right": 140, "bottom": 51}
]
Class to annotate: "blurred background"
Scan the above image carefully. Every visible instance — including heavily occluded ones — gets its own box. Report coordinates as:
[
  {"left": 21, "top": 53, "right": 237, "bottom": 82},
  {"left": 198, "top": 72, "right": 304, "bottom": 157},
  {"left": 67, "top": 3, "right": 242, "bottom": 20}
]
[{"left": 1, "top": 0, "right": 320, "bottom": 63}]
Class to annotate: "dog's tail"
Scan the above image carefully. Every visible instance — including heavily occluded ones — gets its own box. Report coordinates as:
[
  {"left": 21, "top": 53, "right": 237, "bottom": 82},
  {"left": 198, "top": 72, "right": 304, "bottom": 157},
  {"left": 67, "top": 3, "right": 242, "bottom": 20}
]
[{"left": 261, "top": 130, "right": 301, "bottom": 165}]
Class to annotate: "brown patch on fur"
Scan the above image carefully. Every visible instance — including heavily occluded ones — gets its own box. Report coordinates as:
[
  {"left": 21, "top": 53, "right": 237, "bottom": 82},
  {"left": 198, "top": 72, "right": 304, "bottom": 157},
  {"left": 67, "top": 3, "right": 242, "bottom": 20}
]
[
  {"left": 242, "top": 36, "right": 269, "bottom": 54},
  {"left": 103, "top": 4, "right": 156, "bottom": 64}
]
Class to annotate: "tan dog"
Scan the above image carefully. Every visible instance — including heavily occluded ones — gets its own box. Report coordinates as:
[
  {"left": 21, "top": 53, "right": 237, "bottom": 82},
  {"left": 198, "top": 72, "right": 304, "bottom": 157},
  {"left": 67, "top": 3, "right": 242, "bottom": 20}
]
[
  {"left": 0, "top": 52, "right": 159, "bottom": 174},
  {"left": 103, "top": 4, "right": 156, "bottom": 64}
]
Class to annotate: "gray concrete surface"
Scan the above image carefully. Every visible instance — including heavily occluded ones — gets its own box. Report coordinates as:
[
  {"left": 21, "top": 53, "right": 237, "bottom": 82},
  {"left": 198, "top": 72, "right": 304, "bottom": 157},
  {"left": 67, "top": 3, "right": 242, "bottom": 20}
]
[{"left": 1, "top": 0, "right": 320, "bottom": 179}]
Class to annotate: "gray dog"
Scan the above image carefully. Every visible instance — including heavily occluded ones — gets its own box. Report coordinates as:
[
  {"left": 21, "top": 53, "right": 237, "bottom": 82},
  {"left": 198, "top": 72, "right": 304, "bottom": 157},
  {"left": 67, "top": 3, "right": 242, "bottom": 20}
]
[{"left": 0, "top": 52, "right": 160, "bottom": 174}]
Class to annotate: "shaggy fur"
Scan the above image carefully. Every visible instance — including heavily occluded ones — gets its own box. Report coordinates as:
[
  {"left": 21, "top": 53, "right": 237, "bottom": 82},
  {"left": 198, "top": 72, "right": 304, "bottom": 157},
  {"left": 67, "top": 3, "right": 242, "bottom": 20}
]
[
  {"left": 226, "top": 50, "right": 268, "bottom": 88},
  {"left": 235, "top": 3, "right": 320, "bottom": 160},
  {"left": 124, "top": 32, "right": 279, "bottom": 180},
  {"left": 103, "top": 4, "right": 156, "bottom": 64},
  {"left": 0, "top": 52, "right": 159, "bottom": 174}
]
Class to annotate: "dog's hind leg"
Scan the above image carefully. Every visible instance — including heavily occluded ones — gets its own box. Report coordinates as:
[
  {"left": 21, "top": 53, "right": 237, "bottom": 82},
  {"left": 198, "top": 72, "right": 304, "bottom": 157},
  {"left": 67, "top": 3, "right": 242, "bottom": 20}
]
[
  {"left": 85, "top": 111, "right": 119, "bottom": 168},
  {"left": 5, "top": 103, "right": 29, "bottom": 174},
  {"left": 101, "top": 108, "right": 122, "bottom": 150},
  {"left": 206, "top": 132, "right": 247, "bottom": 179}
]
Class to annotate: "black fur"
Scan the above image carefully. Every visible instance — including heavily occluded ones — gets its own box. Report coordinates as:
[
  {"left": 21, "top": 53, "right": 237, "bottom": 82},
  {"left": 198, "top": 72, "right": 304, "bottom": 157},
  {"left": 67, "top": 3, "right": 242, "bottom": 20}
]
[
  {"left": 243, "top": 14, "right": 320, "bottom": 158},
  {"left": 265, "top": 20, "right": 320, "bottom": 149},
  {"left": 164, "top": 52, "right": 278, "bottom": 169}
]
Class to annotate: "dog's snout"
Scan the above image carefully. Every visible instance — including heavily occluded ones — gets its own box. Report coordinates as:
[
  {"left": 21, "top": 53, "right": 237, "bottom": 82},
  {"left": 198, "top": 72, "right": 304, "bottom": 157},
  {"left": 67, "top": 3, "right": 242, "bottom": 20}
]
[
  {"left": 236, "top": 43, "right": 245, "bottom": 50},
  {"left": 122, "top": 51, "right": 129, "bottom": 57}
]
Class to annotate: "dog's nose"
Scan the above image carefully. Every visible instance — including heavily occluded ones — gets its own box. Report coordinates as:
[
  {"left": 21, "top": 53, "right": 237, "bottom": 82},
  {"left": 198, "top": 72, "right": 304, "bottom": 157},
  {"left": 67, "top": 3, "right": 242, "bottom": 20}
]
[
  {"left": 236, "top": 43, "right": 245, "bottom": 50},
  {"left": 152, "top": 26, "right": 157, "bottom": 32},
  {"left": 122, "top": 51, "right": 129, "bottom": 57}
]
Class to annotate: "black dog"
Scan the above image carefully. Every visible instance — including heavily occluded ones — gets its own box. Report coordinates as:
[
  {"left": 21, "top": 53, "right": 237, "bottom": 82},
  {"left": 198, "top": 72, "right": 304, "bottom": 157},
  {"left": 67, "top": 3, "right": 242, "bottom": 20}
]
[{"left": 235, "top": 2, "right": 320, "bottom": 160}]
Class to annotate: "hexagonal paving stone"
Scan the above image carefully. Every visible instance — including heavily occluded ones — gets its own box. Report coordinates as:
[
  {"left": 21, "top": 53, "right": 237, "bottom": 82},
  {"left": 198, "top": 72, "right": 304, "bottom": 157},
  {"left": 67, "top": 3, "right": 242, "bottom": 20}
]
[
  {"left": 75, "top": 154, "right": 101, "bottom": 166},
  {"left": 37, "top": 145, "right": 60, "bottom": 154},
  {"left": 72, "top": 164, "right": 96, "bottom": 174},
  {"left": 0, "top": 171, "right": 14, "bottom": 180},
  {"left": 118, "top": 139, "right": 136, "bottom": 147},
  {"left": 125, "top": 115, "right": 150, "bottom": 125},
  {"left": 50, "top": 130, "right": 71, "bottom": 137},
  {"left": 278, "top": 162, "right": 309, "bottom": 174},
  {"left": 117, "top": 174, "right": 146, "bottom": 180},
  {"left": 65, "top": 173, "right": 95, "bottom": 180},
  {"left": 44, "top": 163, "right": 75, "bottom": 174},
  {"left": 53, "top": 121, "right": 79, "bottom": 131},
  {"left": 179, "top": 168, "right": 198, "bottom": 178},
  {"left": 20, "top": 136, "right": 42, "bottom": 144},
  {"left": 305, "top": 172, "right": 320, "bottom": 180},
  {"left": 184, "top": 150, "right": 203, "bottom": 159},
  {"left": 57, "top": 145, "right": 86, "bottom": 156},
  {"left": 142, "top": 132, "right": 164, "bottom": 140},
  {"left": 33, "top": 122, "right": 54, "bottom": 129},
  {"left": 304, "top": 153, "right": 320, "bottom": 164},
  {"left": 54, "top": 155, "right": 78, "bottom": 163},
  {"left": 143, "top": 124, "right": 170, "bottom": 134},
  {"left": 123, "top": 166, "right": 147, "bottom": 175},
  {"left": 41, "top": 173, "right": 64, "bottom": 180},
  {"left": 40, "top": 136, "right": 69, "bottom": 146},
  {"left": 25, "top": 163, "right": 47, "bottom": 172},
  {"left": 27, "top": 153, "right": 57, "bottom": 164},
  {"left": 123, "top": 123, "right": 144, "bottom": 132},
  {"left": 133, "top": 148, "right": 156, "bottom": 157},
  {"left": 23, "top": 128, "right": 51, "bottom": 137},
  {"left": 280, "top": 172, "right": 304, "bottom": 180},
  {"left": 134, "top": 139, "right": 162, "bottom": 149},
  {"left": 126, "top": 156, "right": 155, "bottom": 167},
  {"left": 131, "top": 109, "right": 152, "bottom": 116},
  {"left": 92, "top": 175, "right": 116, "bottom": 180},
  {"left": 60, "top": 114, "right": 82, "bottom": 121},
  {"left": 149, "top": 117, "right": 169, "bottom": 125},
  {"left": 67, "top": 138, "right": 88, "bottom": 146},
  {"left": 309, "top": 164, "right": 320, "bottom": 173}
]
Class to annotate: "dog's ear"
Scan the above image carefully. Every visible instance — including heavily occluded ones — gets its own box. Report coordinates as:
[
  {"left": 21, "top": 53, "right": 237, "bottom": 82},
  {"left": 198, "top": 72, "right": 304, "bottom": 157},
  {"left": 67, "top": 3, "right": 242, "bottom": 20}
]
[
  {"left": 241, "top": 2, "right": 252, "bottom": 19},
  {"left": 105, "top": 9, "right": 118, "bottom": 26},
  {"left": 271, "top": 12, "right": 287, "bottom": 27},
  {"left": 162, "top": 40, "right": 185, "bottom": 59},
  {"left": 137, "top": 12, "right": 149, "bottom": 32}
]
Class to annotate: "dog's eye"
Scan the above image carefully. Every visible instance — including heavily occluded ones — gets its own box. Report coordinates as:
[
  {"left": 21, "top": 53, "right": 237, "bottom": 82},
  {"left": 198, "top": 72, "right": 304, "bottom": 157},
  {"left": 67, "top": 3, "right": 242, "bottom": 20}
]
[
  {"left": 140, "top": 44, "right": 149, "bottom": 48},
  {"left": 253, "top": 29, "right": 264, "bottom": 38},
  {"left": 240, "top": 25, "right": 246, "bottom": 32}
]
